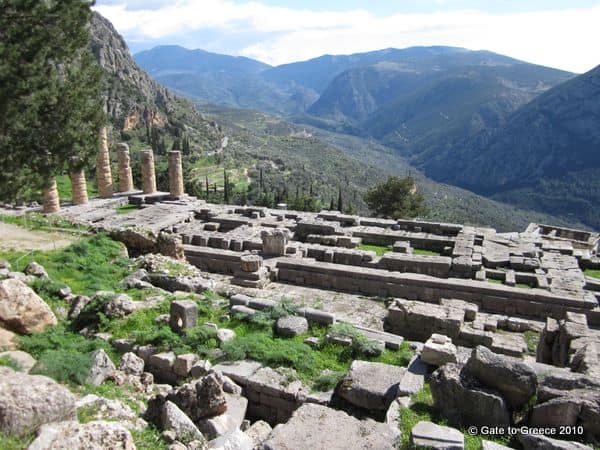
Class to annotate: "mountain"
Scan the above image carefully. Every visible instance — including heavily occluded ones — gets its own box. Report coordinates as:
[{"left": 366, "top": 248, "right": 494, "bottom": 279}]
[
  {"left": 134, "top": 45, "right": 316, "bottom": 114},
  {"left": 304, "top": 52, "right": 573, "bottom": 158},
  {"left": 200, "top": 103, "right": 583, "bottom": 231},
  {"left": 431, "top": 64, "right": 600, "bottom": 229},
  {"left": 90, "top": 15, "right": 223, "bottom": 152}
]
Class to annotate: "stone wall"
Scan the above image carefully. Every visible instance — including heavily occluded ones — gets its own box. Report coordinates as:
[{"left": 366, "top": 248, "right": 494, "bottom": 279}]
[{"left": 275, "top": 259, "right": 599, "bottom": 324}]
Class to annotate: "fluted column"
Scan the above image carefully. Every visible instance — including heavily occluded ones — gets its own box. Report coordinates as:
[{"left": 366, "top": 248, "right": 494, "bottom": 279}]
[
  {"left": 42, "top": 178, "right": 60, "bottom": 213},
  {"left": 96, "top": 127, "right": 113, "bottom": 198},
  {"left": 169, "top": 151, "right": 184, "bottom": 199},
  {"left": 140, "top": 149, "right": 157, "bottom": 194},
  {"left": 117, "top": 143, "right": 134, "bottom": 192},
  {"left": 69, "top": 169, "right": 88, "bottom": 205}
]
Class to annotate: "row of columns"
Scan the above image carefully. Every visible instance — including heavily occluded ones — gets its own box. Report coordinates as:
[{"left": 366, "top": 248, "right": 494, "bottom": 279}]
[{"left": 42, "top": 127, "right": 185, "bottom": 213}]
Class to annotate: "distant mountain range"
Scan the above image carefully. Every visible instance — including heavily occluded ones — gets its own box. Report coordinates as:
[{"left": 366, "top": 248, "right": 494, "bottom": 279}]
[{"left": 133, "top": 43, "right": 600, "bottom": 230}]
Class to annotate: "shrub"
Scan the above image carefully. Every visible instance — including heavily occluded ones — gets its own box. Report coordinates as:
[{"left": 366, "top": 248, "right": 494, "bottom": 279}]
[
  {"left": 30, "top": 349, "right": 93, "bottom": 384},
  {"left": 313, "top": 370, "right": 345, "bottom": 392}
]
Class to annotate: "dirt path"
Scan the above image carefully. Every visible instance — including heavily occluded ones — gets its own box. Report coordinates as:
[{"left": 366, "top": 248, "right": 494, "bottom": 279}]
[{"left": 0, "top": 222, "right": 78, "bottom": 252}]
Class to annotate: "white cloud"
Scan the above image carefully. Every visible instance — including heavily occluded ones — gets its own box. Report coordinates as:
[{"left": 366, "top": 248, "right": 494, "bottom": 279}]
[{"left": 94, "top": 1, "right": 600, "bottom": 73}]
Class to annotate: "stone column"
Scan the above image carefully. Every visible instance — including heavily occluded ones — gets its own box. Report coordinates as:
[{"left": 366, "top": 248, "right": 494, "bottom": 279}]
[
  {"left": 69, "top": 169, "right": 88, "bottom": 205},
  {"left": 117, "top": 143, "right": 134, "bottom": 192},
  {"left": 140, "top": 149, "right": 157, "bottom": 194},
  {"left": 168, "top": 151, "right": 184, "bottom": 199},
  {"left": 42, "top": 178, "right": 60, "bottom": 214},
  {"left": 96, "top": 127, "right": 113, "bottom": 198}
]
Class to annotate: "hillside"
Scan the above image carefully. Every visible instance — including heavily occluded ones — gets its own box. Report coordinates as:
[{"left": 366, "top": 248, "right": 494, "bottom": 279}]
[
  {"left": 429, "top": 64, "right": 600, "bottom": 229},
  {"left": 200, "top": 104, "right": 583, "bottom": 231},
  {"left": 90, "top": 14, "right": 223, "bottom": 154}
]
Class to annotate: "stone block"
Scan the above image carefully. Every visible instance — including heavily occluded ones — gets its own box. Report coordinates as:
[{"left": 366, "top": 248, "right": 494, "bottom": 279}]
[
  {"left": 410, "top": 421, "right": 464, "bottom": 450},
  {"left": 169, "top": 300, "right": 198, "bottom": 332}
]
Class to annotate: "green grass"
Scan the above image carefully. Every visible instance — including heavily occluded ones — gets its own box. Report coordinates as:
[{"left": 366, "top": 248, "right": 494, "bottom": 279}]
[
  {"left": 399, "top": 385, "right": 511, "bottom": 450},
  {"left": 524, "top": 330, "right": 540, "bottom": 355},
  {"left": 413, "top": 248, "right": 441, "bottom": 256},
  {"left": 0, "top": 433, "right": 35, "bottom": 450},
  {"left": 99, "top": 291, "right": 414, "bottom": 389},
  {"left": 131, "top": 426, "right": 168, "bottom": 450},
  {"left": 487, "top": 278, "right": 502, "bottom": 284},
  {"left": 0, "top": 234, "right": 130, "bottom": 294},
  {"left": 0, "top": 213, "right": 88, "bottom": 233},
  {"left": 358, "top": 244, "right": 391, "bottom": 256},
  {"left": 0, "top": 355, "right": 22, "bottom": 371},
  {"left": 55, "top": 174, "right": 98, "bottom": 201},
  {"left": 516, "top": 282, "right": 532, "bottom": 289},
  {"left": 585, "top": 268, "right": 600, "bottom": 279},
  {"left": 115, "top": 204, "right": 142, "bottom": 215}
]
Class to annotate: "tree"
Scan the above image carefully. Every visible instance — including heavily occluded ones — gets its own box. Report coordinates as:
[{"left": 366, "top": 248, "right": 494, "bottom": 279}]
[
  {"left": 337, "top": 186, "right": 343, "bottom": 212},
  {"left": 0, "top": 0, "right": 104, "bottom": 201},
  {"left": 364, "top": 176, "right": 428, "bottom": 219}
]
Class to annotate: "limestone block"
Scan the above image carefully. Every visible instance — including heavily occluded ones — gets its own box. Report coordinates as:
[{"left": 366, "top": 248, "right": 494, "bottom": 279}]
[
  {"left": 169, "top": 151, "right": 184, "bottom": 199},
  {"left": 69, "top": 169, "right": 88, "bottom": 205},
  {"left": 141, "top": 149, "right": 157, "bottom": 194},
  {"left": 261, "top": 228, "right": 289, "bottom": 256},
  {"left": 117, "top": 143, "right": 134, "bottom": 192},
  {"left": 170, "top": 300, "right": 198, "bottom": 332},
  {"left": 42, "top": 179, "right": 60, "bottom": 214},
  {"left": 96, "top": 127, "right": 113, "bottom": 198},
  {"left": 410, "top": 421, "right": 464, "bottom": 450}
]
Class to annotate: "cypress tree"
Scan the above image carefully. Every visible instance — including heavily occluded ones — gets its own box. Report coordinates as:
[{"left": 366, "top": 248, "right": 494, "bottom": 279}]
[
  {"left": 0, "top": 0, "right": 104, "bottom": 201},
  {"left": 337, "top": 186, "right": 343, "bottom": 212}
]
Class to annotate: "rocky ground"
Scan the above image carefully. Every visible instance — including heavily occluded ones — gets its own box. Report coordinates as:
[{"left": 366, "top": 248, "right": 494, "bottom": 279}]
[{"left": 1, "top": 214, "right": 599, "bottom": 450}]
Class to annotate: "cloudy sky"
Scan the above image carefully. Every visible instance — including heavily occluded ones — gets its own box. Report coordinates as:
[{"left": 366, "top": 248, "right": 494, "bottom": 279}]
[{"left": 94, "top": 0, "right": 600, "bottom": 73}]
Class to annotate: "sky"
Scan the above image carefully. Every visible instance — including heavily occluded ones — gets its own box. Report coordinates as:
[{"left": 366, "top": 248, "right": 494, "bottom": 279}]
[{"left": 94, "top": 0, "right": 600, "bottom": 73}]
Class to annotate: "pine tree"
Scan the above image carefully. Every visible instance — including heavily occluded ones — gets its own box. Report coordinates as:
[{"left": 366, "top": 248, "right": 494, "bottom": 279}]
[{"left": 0, "top": 0, "right": 104, "bottom": 201}]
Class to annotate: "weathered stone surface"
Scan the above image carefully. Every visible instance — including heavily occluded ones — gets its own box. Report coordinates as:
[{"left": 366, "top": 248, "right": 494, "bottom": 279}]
[
  {"left": 262, "top": 404, "right": 400, "bottom": 450},
  {"left": 86, "top": 349, "right": 116, "bottom": 386},
  {"left": 216, "top": 328, "right": 236, "bottom": 343},
  {"left": 141, "top": 149, "right": 157, "bottom": 194},
  {"left": 69, "top": 168, "right": 89, "bottom": 205},
  {"left": 465, "top": 346, "right": 537, "bottom": 409},
  {"left": 430, "top": 363, "right": 511, "bottom": 428},
  {"left": 195, "top": 373, "right": 228, "bottom": 419},
  {"left": 0, "top": 350, "right": 36, "bottom": 372},
  {"left": 168, "top": 151, "right": 185, "bottom": 199},
  {"left": 481, "top": 440, "right": 513, "bottom": 450},
  {"left": 173, "top": 353, "right": 198, "bottom": 377},
  {"left": 337, "top": 360, "right": 404, "bottom": 411},
  {"left": 0, "top": 279, "right": 57, "bottom": 334},
  {"left": 190, "top": 360, "right": 213, "bottom": 378},
  {"left": 398, "top": 356, "right": 428, "bottom": 396},
  {"left": 0, "top": 327, "right": 17, "bottom": 350},
  {"left": 162, "top": 400, "right": 204, "bottom": 443},
  {"left": 198, "top": 393, "right": 247, "bottom": 440},
  {"left": 421, "top": 334, "right": 458, "bottom": 366},
  {"left": 244, "top": 420, "right": 272, "bottom": 448},
  {"left": 240, "top": 254, "right": 263, "bottom": 273},
  {"left": 28, "top": 420, "right": 135, "bottom": 450},
  {"left": 157, "top": 232, "right": 185, "bottom": 261},
  {"left": 517, "top": 433, "right": 593, "bottom": 450},
  {"left": 261, "top": 228, "right": 289, "bottom": 256},
  {"left": 104, "top": 293, "right": 137, "bottom": 318},
  {"left": 208, "top": 429, "right": 253, "bottom": 450},
  {"left": 25, "top": 262, "right": 48, "bottom": 278},
  {"left": 0, "top": 371, "right": 76, "bottom": 436},
  {"left": 76, "top": 395, "right": 141, "bottom": 430},
  {"left": 410, "top": 421, "right": 464, "bottom": 450},
  {"left": 119, "top": 352, "right": 145, "bottom": 376},
  {"left": 170, "top": 300, "right": 198, "bottom": 332},
  {"left": 212, "top": 360, "right": 262, "bottom": 385},
  {"left": 117, "top": 143, "right": 134, "bottom": 192},
  {"left": 96, "top": 127, "right": 114, "bottom": 198},
  {"left": 275, "top": 316, "right": 309, "bottom": 338},
  {"left": 42, "top": 178, "right": 61, "bottom": 213}
]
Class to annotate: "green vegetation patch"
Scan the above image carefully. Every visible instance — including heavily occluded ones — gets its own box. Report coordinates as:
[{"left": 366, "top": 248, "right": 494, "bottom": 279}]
[
  {"left": 115, "top": 204, "right": 143, "bottom": 215},
  {"left": 358, "top": 244, "right": 392, "bottom": 256},
  {"left": 585, "top": 268, "right": 600, "bottom": 279},
  {"left": 0, "top": 234, "right": 130, "bottom": 294},
  {"left": 0, "top": 355, "right": 22, "bottom": 371},
  {"left": 0, "top": 213, "right": 88, "bottom": 233},
  {"left": 0, "top": 432, "right": 35, "bottom": 450},
  {"left": 413, "top": 248, "right": 441, "bottom": 256},
  {"left": 524, "top": 330, "right": 540, "bottom": 356}
]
